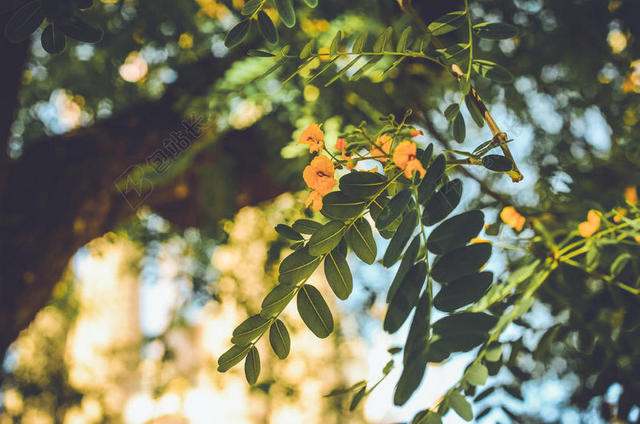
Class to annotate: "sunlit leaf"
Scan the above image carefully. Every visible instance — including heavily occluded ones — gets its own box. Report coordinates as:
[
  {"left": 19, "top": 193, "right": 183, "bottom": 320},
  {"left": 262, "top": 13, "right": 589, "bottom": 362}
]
[
  {"left": 278, "top": 247, "right": 322, "bottom": 284},
  {"left": 231, "top": 314, "right": 271, "bottom": 344},
  {"left": 428, "top": 11, "right": 467, "bottom": 36},
  {"left": 465, "top": 362, "right": 488, "bottom": 386},
  {"left": 297, "top": 284, "right": 334, "bottom": 338},
  {"left": 472, "top": 59, "right": 514, "bottom": 83}
]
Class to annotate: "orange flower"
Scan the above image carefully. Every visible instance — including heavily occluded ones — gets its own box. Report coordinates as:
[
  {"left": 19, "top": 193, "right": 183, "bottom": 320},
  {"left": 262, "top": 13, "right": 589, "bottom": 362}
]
[
  {"left": 635, "top": 235, "right": 640, "bottom": 243},
  {"left": 500, "top": 206, "right": 526, "bottom": 232},
  {"left": 613, "top": 208, "right": 627, "bottom": 223},
  {"left": 578, "top": 210, "right": 601, "bottom": 237},
  {"left": 335, "top": 137, "right": 350, "bottom": 160},
  {"left": 392, "top": 140, "right": 426, "bottom": 179},
  {"left": 305, "top": 191, "right": 324, "bottom": 211},
  {"left": 624, "top": 186, "right": 638, "bottom": 205},
  {"left": 410, "top": 129, "right": 423, "bottom": 138},
  {"left": 303, "top": 155, "right": 337, "bottom": 194},
  {"left": 370, "top": 134, "right": 392, "bottom": 162},
  {"left": 470, "top": 238, "right": 491, "bottom": 244},
  {"left": 298, "top": 123, "right": 324, "bottom": 153}
]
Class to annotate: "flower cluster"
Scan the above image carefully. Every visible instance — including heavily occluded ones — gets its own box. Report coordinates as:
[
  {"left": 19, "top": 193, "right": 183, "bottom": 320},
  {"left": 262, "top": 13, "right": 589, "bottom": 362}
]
[{"left": 297, "top": 122, "right": 427, "bottom": 211}]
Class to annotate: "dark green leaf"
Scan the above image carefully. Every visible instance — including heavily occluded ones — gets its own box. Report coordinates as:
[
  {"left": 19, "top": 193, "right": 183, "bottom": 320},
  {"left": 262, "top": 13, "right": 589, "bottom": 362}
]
[
  {"left": 482, "top": 155, "right": 513, "bottom": 172},
  {"left": 292, "top": 219, "right": 322, "bottom": 234},
  {"left": 373, "top": 26, "right": 392, "bottom": 52},
  {"left": 465, "top": 94, "right": 484, "bottom": 128},
  {"left": 241, "top": 0, "right": 262, "bottom": 15},
  {"left": 339, "top": 171, "right": 386, "bottom": 199},
  {"left": 610, "top": 253, "right": 632, "bottom": 277},
  {"left": 418, "top": 154, "right": 445, "bottom": 203},
  {"left": 4, "top": 1, "right": 45, "bottom": 43},
  {"left": 58, "top": 16, "right": 103, "bottom": 43},
  {"left": 394, "top": 346, "right": 428, "bottom": 405},
  {"left": 324, "top": 248, "right": 353, "bottom": 300},
  {"left": 474, "top": 387, "right": 496, "bottom": 402},
  {"left": 427, "top": 210, "right": 484, "bottom": 254},
  {"left": 432, "top": 312, "right": 497, "bottom": 353},
  {"left": 297, "top": 284, "right": 334, "bottom": 338},
  {"left": 41, "top": 24, "right": 66, "bottom": 54},
  {"left": 473, "top": 22, "right": 518, "bottom": 40},
  {"left": 257, "top": 10, "right": 278, "bottom": 44},
  {"left": 397, "top": 26, "right": 411, "bottom": 52},
  {"left": 324, "top": 380, "right": 366, "bottom": 397},
  {"left": 350, "top": 386, "right": 367, "bottom": 411},
  {"left": 444, "top": 104, "right": 460, "bottom": 121},
  {"left": 308, "top": 220, "right": 345, "bottom": 256},
  {"left": 433, "top": 271, "right": 493, "bottom": 312},
  {"left": 224, "top": 19, "right": 251, "bottom": 48},
  {"left": 274, "top": 0, "right": 295, "bottom": 28},
  {"left": 244, "top": 346, "right": 261, "bottom": 384},
  {"left": 278, "top": 247, "right": 322, "bottom": 284},
  {"left": 422, "top": 179, "right": 463, "bottom": 226},
  {"left": 231, "top": 314, "right": 271, "bottom": 344},
  {"left": 217, "top": 344, "right": 252, "bottom": 372},
  {"left": 431, "top": 243, "right": 492, "bottom": 283},
  {"left": 376, "top": 189, "right": 412, "bottom": 230},
  {"left": 269, "top": 319, "right": 291, "bottom": 359},
  {"left": 261, "top": 284, "right": 296, "bottom": 318},
  {"left": 414, "top": 411, "right": 443, "bottom": 424},
  {"left": 532, "top": 324, "right": 560, "bottom": 361},
  {"left": 248, "top": 49, "right": 276, "bottom": 57},
  {"left": 428, "top": 11, "right": 467, "bottom": 36},
  {"left": 449, "top": 391, "right": 473, "bottom": 421},
  {"left": 472, "top": 59, "right": 514, "bottom": 84},
  {"left": 384, "top": 261, "right": 427, "bottom": 333},
  {"left": 453, "top": 113, "right": 466, "bottom": 143},
  {"left": 321, "top": 191, "right": 365, "bottom": 220},
  {"left": 346, "top": 218, "right": 377, "bottom": 264},
  {"left": 386, "top": 235, "right": 420, "bottom": 302},
  {"left": 436, "top": 42, "right": 470, "bottom": 66},
  {"left": 383, "top": 210, "right": 418, "bottom": 267},
  {"left": 275, "top": 224, "right": 303, "bottom": 240},
  {"left": 404, "top": 292, "right": 430, "bottom": 366}
]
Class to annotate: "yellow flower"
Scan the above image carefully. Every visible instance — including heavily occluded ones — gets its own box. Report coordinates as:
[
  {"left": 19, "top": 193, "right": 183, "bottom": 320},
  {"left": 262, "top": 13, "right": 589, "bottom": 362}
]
[
  {"left": 298, "top": 123, "right": 324, "bottom": 153},
  {"left": 624, "top": 186, "right": 638, "bottom": 205},
  {"left": 392, "top": 140, "right": 426, "bottom": 179},
  {"left": 303, "top": 155, "right": 337, "bottom": 196},
  {"left": 370, "top": 134, "right": 392, "bottom": 162},
  {"left": 500, "top": 206, "right": 526, "bottom": 232},
  {"left": 578, "top": 210, "right": 601, "bottom": 238}
]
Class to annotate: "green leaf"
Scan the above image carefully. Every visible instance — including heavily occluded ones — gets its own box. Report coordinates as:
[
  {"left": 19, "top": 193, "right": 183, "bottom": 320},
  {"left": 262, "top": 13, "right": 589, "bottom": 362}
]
[
  {"left": 350, "top": 57, "right": 383, "bottom": 80},
  {"left": 464, "top": 94, "right": 484, "bottom": 128},
  {"left": 383, "top": 210, "right": 418, "bottom": 267},
  {"left": 433, "top": 271, "right": 493, "bottom": 312},
  {"left": 339, "top": 171, "right": 386, "bottom": 199},
  {"left": 4, "top": 1, "right": 45, "bottom": 43},
  {"left": 325, "top": 55, "right": 362, "bottom": 87},
  {"left": 303, "top": 0, "right": 318, "bottom": 7},
  {"left": 403, "top": 292, "right": 430, "bottom": 366},
  {"left": 482, "top": 155, "right": 513, "bottom": 172},
  {"left": 321, "top": 191, "right": 365, "bottom": 220},
  {"left": 330, "top": 30, "right": 342, "bottom": 56},
  {"left": 474, "top": 387, "right": 496, "bottom": 402},
  {"left": 278, "top": 247, "right": 322, "bottom": 284},
  {"left": 449, "top": 391, "right": 473, "bottom": 421},
  {"left": 610, "top": 253, "right": 632, "bottom": 277},
  {"left": 345, "top": 218, "right": 377, "bottom": 264},
  {"left": 269, "top": 319, "right": 291, "bottom": 359},
  {"left": 386, "top": 235, "right": 420, "bottom": 302},
  {"left": 473, "top": 22, "right": 518, "bottom": 40},
  {"left": 432, "top": 312, "right": 497, "bottom": 353},
  {"left": 248, "top": 49, "right": 276, "bottom": 57},
  {"left": 453, "top": 113, "right": 466, "bottom": 143},
  {"left": 373, "top": 26, "right": 393, "bottom": 52},
  {"left": 485, "top": 343, "right": 502, "bottom": 362},
  {"left": 58, "top": 16, "right": 103, "bottom": 43},
  {"left": 350, "top": 386, "right": 367, "bottom": 411},
  {"left": 324, "top": 380, "right": 366, "bottom": 397},
  {"left": 41, "top": 24, "right": 66, "bottom": 54},
  {"left": 435, "top": 43, "right": 469, "bottom": 66},
  {"left": 422, "top": 179, "right": 463, "bottom": 226},
  {"left": 254, "top": 58, "right": 287, "bottom": 81},
  {"left": 472, "top": 59, "right": 514, "bottom": 84},
  {"left": 292, "top": 219, "right": 322, "bottom": 234},
  {"left": 397, "top": 26, "right": 412, "bottom": 52},
  {"left": 352, "top": 32, "right": 367, "bottom": 53},
  {"left": 431, "top": 243, "right": 492, "bottom": 283},
  {"left": 274, "top": 0, "right": 295, "bottom": 28},
  {"left": 465, "top": 363, "right": 488, "bottom": 386},
  {"left": 241, "top": 0, "right": 262, "bottom": 15},
  {"left": 275, "top": 224, "right": 303, "bottom": 240},
  {"left": 444, "top": 104, "right": 460, "bottom": 121},
  {"left": 324, "top": 248, "right": 353, "bottom": 300},
  {"left": 384, "top": 261, "right": 427, "bottom": 333},
  {"left": 383, "top": 359, "right": 394, "bottom": 374},
  {"left": 414, "top": 411, "right": 443, "bottom": 424},
  {"left": 231, "top": 314, "right": 271, "bottom": 344},
  {"left": 428, "top": 11, "right": 467, "bottom": 36},
  {"left": 418, "top": 154, "right": 445, "bottom": 203},
  {"left": 427, "top": 210, "right": 484, "bottom": 254},
  {"left": 244, "top": 346, "right": 261, "bottom": 384},
  {"left": 297, "top": 284, "right": 334, "bottom": 338},
  {"left": 224, "top": 20, "right": 251, "bottom": 48},
  {"left": 257, "top": 10, "right": 278, "bottom": 44},
  {"left": 532, "top": 324, "right": 560, "bottom": 361},
  {"left": 217, "top": 344, "right": 252, "bottom": 372},
  {"left": 308, "top": 220, "right": 345, "bottom": 256},
  {"left": 299, "top": 38, "right": 315, "bottom": 59},
  {"left": 376, "top": 189, "right": 412, "bottom": 230},
  {"left": 394, "top": 346, "right": 429, "bottom": 405},
  {"left": 261, "top": 284, "right": 296, "bottom": 318}
]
